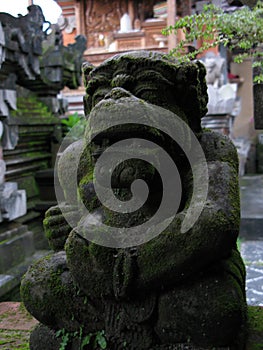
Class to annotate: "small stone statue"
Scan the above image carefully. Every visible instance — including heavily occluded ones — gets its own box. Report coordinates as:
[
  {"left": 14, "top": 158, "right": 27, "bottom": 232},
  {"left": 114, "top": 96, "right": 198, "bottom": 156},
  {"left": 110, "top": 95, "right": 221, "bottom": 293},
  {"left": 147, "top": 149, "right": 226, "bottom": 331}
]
[
  {"left": 201, "top": 52, "right": 237, "bottom": 116},
  {"left": 21, "top": 51, "right": 247, "bottom": 349},
  {"left": 201, "top": 52, "right": 225, "bottom": 88}
]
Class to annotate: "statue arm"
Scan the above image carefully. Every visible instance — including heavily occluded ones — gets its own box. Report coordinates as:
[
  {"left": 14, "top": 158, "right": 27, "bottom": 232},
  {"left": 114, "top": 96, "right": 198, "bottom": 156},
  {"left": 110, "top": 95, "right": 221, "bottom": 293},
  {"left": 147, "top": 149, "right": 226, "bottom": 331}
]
[
  {"left": 114, "top": 131, "right": 240, "bottom": 297},
  {"left": 43, "top": 204, "right": 81, "bottom": 251},
  {"left": 135, "top": 160, "right": 239, "bottom": 291}
]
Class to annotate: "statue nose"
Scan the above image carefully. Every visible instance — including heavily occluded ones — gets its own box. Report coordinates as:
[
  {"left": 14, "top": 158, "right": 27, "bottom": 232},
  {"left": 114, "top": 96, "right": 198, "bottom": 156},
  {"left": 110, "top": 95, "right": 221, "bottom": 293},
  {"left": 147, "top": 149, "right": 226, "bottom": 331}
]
[{"left": 105, "top": 87, "right": 132, "bottom": 100}]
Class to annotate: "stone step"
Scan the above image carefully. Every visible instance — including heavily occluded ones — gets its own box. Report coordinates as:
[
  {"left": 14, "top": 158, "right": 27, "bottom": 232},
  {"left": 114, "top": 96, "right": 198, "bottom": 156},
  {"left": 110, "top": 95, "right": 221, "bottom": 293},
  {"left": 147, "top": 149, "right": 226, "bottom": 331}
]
[
  {"left": 0, "top": 229, "right": 35, "bottom": 273},
  {"left": 240, "top": 218, "right": 263, "bottom": 240},
  {"left": 239, "top": 175, "right": 263, "bottom": 239},
  {"left": 0, "top": 250, "right": 50, "bottom": 300}
]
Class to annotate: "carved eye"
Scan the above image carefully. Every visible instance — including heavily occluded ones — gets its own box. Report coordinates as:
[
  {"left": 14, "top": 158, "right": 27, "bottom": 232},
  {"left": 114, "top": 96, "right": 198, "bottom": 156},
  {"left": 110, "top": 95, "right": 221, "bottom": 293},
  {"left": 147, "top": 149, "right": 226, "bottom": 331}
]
[
  {"left": 92, "top": 88, "right": 110, "bottom": 106},
  {"left": 133, "top": 85, "right": 158, "bottom": 102},
  {"left": 111, "top": 74, "right": 134, "bottom": 90}
]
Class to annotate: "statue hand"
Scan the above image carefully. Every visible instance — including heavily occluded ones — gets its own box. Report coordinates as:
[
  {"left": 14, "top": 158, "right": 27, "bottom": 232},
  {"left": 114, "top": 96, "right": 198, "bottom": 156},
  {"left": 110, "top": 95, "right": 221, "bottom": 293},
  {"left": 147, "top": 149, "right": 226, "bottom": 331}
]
[
  {"left": 43, "top": 204, "right": 81, "bottom": 251},
  {"left": 113, "top": 248, "right": 137, "bottom": 300}
]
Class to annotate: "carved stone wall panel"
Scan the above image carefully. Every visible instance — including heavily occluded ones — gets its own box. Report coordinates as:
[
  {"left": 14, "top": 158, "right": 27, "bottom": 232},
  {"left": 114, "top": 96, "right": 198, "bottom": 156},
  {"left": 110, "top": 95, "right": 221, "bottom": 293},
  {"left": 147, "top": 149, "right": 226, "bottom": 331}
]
[
  {"left": 86, "top": 0, "right": 127, "bottom": 33},
  {"left": 177, "top": 0, "right": 191, "bottom": 17},
  {"left": 85, "top": 0, "right": 128, "bottom": 48},
  {"left": 142, "top": 20, "right": 166, "bottom": 48},
  {"left": 113, "top": 31, "right": 145, "bottom": 51}
]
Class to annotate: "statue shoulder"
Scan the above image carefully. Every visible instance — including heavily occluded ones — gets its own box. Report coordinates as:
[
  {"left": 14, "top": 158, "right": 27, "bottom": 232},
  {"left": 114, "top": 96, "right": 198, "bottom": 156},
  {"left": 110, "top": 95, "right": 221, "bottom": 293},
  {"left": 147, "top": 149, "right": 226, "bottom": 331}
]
[{"left": 199, "top": 130, "right": 239, "bottom": 172}]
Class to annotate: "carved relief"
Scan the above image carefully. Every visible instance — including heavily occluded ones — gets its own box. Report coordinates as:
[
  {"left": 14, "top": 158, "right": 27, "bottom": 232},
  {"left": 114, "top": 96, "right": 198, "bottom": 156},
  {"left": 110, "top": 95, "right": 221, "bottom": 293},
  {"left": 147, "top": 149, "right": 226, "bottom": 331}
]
[
  {"left": 86, "top": 0, "right": 126, "bottom": 33},
  {"left": 177, "top": 0, "right": 191, "bottom": 17},
  {"left": 86, "top": 0, "right": 128, "bottom": 48}
]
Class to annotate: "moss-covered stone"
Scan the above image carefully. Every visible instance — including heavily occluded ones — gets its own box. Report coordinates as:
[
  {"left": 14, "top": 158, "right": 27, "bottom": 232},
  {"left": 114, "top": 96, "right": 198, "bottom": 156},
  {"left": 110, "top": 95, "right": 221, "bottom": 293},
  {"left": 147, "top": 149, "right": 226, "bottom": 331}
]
[
  {"left": 246, "top": 306, "right": 263, "bottom": 350},
  {"left": 20, "top": 252, "right": 103, "bottom": 333},
  {"left": 21, "top": 50, "right": 247, "bottom": 349},
  {"left": 65, "top": 230, "right": 116, "bottom": 299}
]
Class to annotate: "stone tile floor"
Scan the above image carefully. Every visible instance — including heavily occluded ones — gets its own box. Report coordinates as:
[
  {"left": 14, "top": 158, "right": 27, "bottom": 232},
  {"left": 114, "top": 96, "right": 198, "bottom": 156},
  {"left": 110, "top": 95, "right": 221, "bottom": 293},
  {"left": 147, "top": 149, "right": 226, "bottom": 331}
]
[
  {"left": 239, "top": 175, "right": 263, "bottom": 306},
  {"left": 241, "top": 240, "right": 263, "bottom": 306}
]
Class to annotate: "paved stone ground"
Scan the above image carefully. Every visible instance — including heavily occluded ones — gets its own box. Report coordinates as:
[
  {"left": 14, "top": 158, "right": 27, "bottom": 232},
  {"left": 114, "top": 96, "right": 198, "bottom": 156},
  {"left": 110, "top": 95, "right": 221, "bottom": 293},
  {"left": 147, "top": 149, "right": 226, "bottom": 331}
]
[
  {"left": 240, "top": 175, "right": 263, "bottom": 306},
  {"left": 241, "top": 240, "right": 263, "bottom": 306},
  {"left": 0, "top": 302, "right": 38, "bottom": 349}
]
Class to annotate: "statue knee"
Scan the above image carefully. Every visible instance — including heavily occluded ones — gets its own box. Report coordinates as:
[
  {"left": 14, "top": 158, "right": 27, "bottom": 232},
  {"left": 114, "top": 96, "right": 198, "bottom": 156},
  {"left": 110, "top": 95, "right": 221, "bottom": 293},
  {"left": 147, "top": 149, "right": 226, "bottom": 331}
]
[{"left": 155, "top": 266, "right": 247, "bottom": 348}]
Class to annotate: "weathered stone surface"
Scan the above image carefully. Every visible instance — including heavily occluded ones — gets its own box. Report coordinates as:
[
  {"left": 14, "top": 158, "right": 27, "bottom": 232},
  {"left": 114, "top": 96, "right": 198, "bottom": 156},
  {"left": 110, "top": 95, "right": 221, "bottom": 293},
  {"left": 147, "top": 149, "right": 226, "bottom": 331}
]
[
  {"left": 155, "top": 251, "right": 246, "bottom": 347},
  {"left": 0, "top": 5, "right": 86, "bottom": 117},
  {"left": 253, "top": 84, "right": 263, "bottom": 130},
  {"left": 1, "top": 122, "right": 18, "bottom": 150},
  {"left": 30, "top": 324, "right": 61, "bottom": 350},
  {"left": 0, "top": 182, "right": 26, "bottom": 220},
  {"left": 20, "top": 251, "right": 104, "bottom": 333},
  {"left": 0, "top": 159, "right": 5, "bottom": 185},
  {"left": 22, "top": 51, "right": 247, "bottom": 349},
  {"left": 0, "top": 90, "right": 16, "bottom": 117},
  {"left": 44, "top": 205, "right": 81, "bottom": 251},
  {"left": 0, "top": 3, "right": 86, "bottom": 302},
  {"left": 0, "top": 229, "right": 34, "bottom": 272},
  {"left": 240, "top": 0, "right": 258, "bottom": 7}
]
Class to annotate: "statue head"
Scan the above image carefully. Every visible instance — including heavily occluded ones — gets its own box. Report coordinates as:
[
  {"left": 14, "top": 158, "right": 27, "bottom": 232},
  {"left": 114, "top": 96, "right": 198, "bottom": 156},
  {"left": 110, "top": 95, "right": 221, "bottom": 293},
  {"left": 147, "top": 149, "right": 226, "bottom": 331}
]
[
  {"left": 83, "top": 51, "right": 208, "bottom": 131},
  {"left": 58, "top": 51, "right": 208, "bottom": 231},
  {"left": 26, "top": 5, "right": 46, "bottom": 30}
]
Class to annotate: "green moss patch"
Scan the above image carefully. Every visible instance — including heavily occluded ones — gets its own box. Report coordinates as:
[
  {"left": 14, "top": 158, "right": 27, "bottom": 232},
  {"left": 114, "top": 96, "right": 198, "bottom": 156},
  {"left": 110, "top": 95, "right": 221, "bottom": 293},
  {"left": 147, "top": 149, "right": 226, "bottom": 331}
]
[
  {"left": 0, "top": 329, "right": 30, "bottom": 349},
  {"left": 247, "top": 306, "right": 263, "bottom": 349}
]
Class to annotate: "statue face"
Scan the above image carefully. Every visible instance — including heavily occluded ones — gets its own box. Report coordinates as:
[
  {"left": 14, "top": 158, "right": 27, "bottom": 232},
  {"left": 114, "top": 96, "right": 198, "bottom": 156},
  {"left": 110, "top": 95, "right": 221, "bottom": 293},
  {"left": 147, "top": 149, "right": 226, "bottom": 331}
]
[
  {"left": 205, "top": 57, "right": 216, "bottom": 72},
  {"left": 84, "top": 56, "right": 189, "bottom": 170},
  {"left": 78, "top": 52, "right": 207, "bottom": 209},
  {"left": 83, "top": 52, "right": 208, "bottom": 132},
  {"left": 86, "top": 68, "right": 180, "bottom": 117}
]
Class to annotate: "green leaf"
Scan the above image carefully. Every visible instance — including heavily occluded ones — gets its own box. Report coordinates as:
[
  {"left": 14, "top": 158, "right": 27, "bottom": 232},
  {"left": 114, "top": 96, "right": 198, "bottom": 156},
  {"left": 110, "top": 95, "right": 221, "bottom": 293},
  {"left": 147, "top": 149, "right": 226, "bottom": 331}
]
[
  {"left": 164, "top": 1, "right": 263, "bottom": 82},
  {"left": 56, "top": 329, "right": 64, "bottom": 338},
  {"left": 96, "top": 331, "right": 107, "bottom": 349},
  {"left": 81, "top": 334, "right": 91, "bottom": 349},
  {"left": 61, "top": 112, "right": 81, "bottom": 129}
]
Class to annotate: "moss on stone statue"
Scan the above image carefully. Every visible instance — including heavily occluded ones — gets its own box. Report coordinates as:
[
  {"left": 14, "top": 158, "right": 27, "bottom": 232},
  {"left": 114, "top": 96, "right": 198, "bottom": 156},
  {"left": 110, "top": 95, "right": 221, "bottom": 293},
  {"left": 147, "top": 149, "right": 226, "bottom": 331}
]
[
  {"left": 20, "top": 50, "right": 247, "bottom": 348},
  {"left": 21, "top": 253, "right": 68, "bottom": 322},
  {"left": 246, "top": 306, "right": 263, "bottom": 349},
  {"left": 20, "top": 251, "right": 102, "bottom": 333},
  {"left": 65, "top": 230, "right": 116, "bottom": 299},
  {"left": 84, "top": 51, "right": 207, "bottom": 132}
]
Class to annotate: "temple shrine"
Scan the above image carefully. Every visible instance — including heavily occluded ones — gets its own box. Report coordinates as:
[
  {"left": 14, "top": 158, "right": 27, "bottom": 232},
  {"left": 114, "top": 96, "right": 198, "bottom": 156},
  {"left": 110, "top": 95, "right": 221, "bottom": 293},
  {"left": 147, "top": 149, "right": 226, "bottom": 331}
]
[{"left": 56, "top": 0, "right": 193, "bottom": 66}]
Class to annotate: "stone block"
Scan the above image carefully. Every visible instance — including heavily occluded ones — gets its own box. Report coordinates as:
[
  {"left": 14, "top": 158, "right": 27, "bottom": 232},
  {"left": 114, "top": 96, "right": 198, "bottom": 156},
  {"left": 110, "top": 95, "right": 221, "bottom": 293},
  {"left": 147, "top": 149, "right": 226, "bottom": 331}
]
[
  {"left": 254, "top": 84, "right": 263, "bottom": 129},
  {"left": 257, "top": 143, "right": 263, "bottom": 173},
  {"left": 0, "top": 159, "right": 5, "bottom": 185},
  {"left": 0, "top": 182, "right": 27, "bottom": 220},
  {"left": 2, "top": 122, "right": 19, "bottom": 150},
  {"left": 0, "top": 230, "right": 35, "bottom": 273}
]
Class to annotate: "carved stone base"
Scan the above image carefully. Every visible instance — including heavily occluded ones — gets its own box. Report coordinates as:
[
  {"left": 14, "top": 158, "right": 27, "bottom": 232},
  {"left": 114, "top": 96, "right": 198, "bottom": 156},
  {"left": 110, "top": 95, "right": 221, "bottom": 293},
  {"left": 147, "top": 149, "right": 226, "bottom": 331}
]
[{"left": 29, "top": 323, "right": 232, "bottom": 350}]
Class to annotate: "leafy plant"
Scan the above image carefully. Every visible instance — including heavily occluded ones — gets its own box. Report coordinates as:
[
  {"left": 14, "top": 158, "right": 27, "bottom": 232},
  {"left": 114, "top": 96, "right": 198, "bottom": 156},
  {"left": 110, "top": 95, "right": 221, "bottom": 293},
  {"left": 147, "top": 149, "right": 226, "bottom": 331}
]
[
  {"left": 95, "top": 331, "right": 107, "bottom": 349},
  {"left": 79, "top": 330, "right": 107, "bottom": 350},
  {"left": 56, "top": 328, "right": 107, "bottom": 350},
  {"left": 162, "top": 1, "right": 263, "bottom": 82},
  {"left": 56, "top": 328, "right": 70, "bottom": 350},
  {"left": 61, "top": 112, "right": 86, "bottom": 140},
  {"left": 61, "top": 112, "right": 81, "bottom": 130}
]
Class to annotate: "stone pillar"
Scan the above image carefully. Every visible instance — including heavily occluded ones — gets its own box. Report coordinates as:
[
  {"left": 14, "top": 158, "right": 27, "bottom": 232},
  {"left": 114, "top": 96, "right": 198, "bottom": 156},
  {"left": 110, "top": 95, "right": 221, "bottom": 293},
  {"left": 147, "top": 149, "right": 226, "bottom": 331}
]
[
  {"left": 167, "top": 0, "right": 177, "bottom": 51},
  {"left": 75, "top": 0, "right": 86, "bottom": 37},
  {"left": 253, "top": 84, "right": 263, "bottom": 130},
  {"left": 128, "top": 0, "right": 135, "bottom": 28},
  {"left": 0, "top": 121, "right": 4, "bottom": 223}
]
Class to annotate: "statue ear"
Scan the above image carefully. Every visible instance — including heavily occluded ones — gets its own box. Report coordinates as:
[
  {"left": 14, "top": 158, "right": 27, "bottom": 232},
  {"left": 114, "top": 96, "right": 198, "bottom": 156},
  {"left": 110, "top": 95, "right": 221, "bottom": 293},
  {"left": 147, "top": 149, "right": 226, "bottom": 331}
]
[{"left": 82, "top": 61, "right": 95, "bottom": 87}]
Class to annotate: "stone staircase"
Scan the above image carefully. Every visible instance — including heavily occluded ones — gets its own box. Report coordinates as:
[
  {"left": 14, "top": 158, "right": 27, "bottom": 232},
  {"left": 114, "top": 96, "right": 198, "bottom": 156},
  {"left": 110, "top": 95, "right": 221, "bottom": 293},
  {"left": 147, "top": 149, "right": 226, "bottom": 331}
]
[
  {"left": 0, "top": 222, "right": 49, "bottom": 300},
  {"left": 240, "top": 175, "right": 263, "bottom": 240}
]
